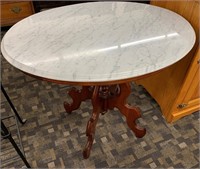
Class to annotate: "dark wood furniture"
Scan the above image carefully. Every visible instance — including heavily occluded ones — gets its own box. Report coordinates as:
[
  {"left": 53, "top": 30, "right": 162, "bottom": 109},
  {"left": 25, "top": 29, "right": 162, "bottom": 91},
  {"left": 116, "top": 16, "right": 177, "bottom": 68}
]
[
  {"left": 33, "top": 1, "right": 149, "bottom": 12},
  {"left": 1, "top": 1, "right": 35, "bottom": 27}
]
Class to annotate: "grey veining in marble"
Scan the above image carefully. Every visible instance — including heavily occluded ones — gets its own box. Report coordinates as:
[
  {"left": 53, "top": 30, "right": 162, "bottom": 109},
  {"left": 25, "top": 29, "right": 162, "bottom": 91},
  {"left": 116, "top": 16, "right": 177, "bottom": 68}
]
[{"left": 1, "top": 2, "right": 196, "bottom": 83}]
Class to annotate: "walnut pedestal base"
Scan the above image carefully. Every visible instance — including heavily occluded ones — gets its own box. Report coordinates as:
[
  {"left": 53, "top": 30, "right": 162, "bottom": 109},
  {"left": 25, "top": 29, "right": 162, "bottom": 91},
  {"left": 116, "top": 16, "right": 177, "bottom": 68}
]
[{"left": 64, "top": 83, "right": 146, "bottom": 159}]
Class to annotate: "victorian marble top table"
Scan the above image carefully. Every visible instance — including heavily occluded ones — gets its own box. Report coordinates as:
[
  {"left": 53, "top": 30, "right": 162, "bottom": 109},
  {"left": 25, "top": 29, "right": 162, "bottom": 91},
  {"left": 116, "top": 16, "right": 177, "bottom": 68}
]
[{"left": 1, "top": 2, "right": 195, "bottom": 159}]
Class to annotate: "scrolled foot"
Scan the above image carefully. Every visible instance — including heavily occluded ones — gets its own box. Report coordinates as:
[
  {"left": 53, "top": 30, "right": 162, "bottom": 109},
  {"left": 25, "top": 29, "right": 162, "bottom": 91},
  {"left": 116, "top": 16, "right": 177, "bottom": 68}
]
[
  {"left": 83, "top": 141, "right": 93, "bottom": 159},
  {"left": 63, "top": 101, "right": 73, "bottom": 114},
  {"left": 63, "top": 87, "right": 93, "bottom": 113},
  {"left": 126, "top": 105, "right": 146, "bottom": 138},
  {"left": 82, "top": 86, "right": 102, "bottom": 159},
  {"left": 133, "top": 125, "right": 146, "bottom": 138},
  {"left": 83, "top": 119, "right": 94, "bottom": 159},
  {"left": 108, "top": 83, "right": 146, "bottom": 138}
]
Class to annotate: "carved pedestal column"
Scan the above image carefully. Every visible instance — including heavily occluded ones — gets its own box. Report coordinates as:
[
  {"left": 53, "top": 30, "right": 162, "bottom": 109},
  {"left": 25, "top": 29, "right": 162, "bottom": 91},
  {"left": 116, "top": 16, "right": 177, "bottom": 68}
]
[{"left": 64, "top": 83, "right": 146, "bottom": 159}]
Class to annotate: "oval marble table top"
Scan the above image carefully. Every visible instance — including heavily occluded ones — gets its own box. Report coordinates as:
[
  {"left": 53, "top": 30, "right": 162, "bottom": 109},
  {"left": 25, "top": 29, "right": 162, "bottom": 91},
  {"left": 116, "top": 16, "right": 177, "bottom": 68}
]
[{"left": 1, "top": 2, "right": 196, "bottom": 84}]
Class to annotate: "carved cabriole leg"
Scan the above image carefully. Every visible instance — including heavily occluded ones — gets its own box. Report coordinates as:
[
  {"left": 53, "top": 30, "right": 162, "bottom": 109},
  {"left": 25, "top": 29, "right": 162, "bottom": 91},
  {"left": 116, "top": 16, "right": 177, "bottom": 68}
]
[
  {"left": 83, "top": 86, "right": 103, "bottom": 159},
  {"left": 108, "top": 83, "right": 146, "bottom": 138},
  {"left": 64, "top": 86, "right": 93, "bottom": 113}
]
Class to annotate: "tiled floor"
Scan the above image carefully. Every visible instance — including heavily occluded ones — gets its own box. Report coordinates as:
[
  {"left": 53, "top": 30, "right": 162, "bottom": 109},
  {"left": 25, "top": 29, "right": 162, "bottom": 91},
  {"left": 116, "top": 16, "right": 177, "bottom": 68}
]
[{"left": 1, "top": 30, "right": 199, "bottom": 169}]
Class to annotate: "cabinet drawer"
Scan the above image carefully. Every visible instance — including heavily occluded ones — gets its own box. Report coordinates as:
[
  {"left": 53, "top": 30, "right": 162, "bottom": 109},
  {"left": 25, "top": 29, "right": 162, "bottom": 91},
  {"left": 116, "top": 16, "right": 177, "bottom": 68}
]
[{"left": 1, "top": 1, "right": 34, "bottom": 26}]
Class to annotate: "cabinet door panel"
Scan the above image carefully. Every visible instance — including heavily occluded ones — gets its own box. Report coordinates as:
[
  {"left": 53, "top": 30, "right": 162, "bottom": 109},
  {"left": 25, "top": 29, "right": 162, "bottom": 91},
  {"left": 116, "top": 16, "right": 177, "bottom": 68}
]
[
  {"left": 191, "top": 82, "right": 200, "bottom": 100},
  {"left": 184, "top": 65, "right": 199, "bottom": 102},
  {"left": 170, "top": 48, "right": 200, "bottom": 122},
  {"left": 173, "top": 47, "right": 200, "bottom": 111}
]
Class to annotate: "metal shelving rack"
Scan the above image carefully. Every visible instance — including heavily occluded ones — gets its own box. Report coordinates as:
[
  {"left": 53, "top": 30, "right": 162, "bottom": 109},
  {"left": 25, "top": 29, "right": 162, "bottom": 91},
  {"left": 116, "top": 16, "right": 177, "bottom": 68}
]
[{"left": 1, "top": 84, "right": 31, "bottom": 168}]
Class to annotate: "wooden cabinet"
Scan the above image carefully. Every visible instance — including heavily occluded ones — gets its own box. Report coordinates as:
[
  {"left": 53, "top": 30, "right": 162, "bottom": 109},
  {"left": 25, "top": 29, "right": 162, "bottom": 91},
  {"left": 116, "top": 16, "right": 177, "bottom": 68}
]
[
  {"left": 32, "top": 1, "right": 88, "bottom": 12},
  {"left": 32, "top": 1, "right": 149, "bottom": 12},
  {"left": 136, "top": 0, "right": 200, "bottom": 122},
  {"left": 0, "top": 1, "right": 34, "bottom": 27},
  {"left": 171, "top": 48, "right": 200, "bottom": 121}
]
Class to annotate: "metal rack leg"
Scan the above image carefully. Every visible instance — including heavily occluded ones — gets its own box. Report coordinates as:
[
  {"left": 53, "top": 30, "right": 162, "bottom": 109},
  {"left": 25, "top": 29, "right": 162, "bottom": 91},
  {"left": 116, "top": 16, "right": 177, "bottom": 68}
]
[
  {"left": 1, "top": 84, "right": 27, "bottom": 124},
  {"left": 1, "top": 120, "right": 31, "bottom": 168}
]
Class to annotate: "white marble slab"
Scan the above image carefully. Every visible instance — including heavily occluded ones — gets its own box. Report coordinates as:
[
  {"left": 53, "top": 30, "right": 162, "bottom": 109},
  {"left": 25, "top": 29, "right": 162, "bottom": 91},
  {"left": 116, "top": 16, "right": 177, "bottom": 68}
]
[{"left": 1, "top": 2, "right": 196, "bottom": 84}]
